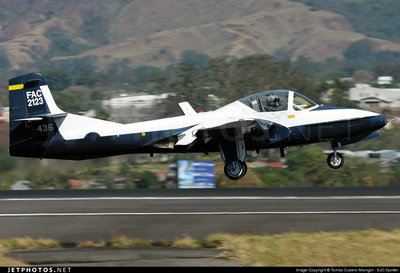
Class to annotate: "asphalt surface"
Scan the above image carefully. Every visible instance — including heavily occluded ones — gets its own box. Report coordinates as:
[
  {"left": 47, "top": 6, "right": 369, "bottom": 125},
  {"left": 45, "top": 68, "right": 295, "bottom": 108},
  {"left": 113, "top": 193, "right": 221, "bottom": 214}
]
[
  {"left": 7, "top": 247, "right": 241, "bottom": 267},
  {"left": 2, "top": 187, "right": 400, "bottom": 266}
]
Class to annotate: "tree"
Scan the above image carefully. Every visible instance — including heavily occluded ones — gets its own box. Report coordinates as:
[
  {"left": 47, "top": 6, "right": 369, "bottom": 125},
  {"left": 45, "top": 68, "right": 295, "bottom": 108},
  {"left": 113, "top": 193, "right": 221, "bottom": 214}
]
[
  {"left": 325, "top": 79, "right": 357, "bottom": 108},
  {"left": 180, "top": 50, "right": 210, "bottom": 68},
  {"left": 352, "top": 70, "right": 373, "bottom": 83},
  {"left": 41, "top": 69, "right": 72, "bottom": 91},
  {"left": 52, "top": 91, "right": 85, "bottom": 113},
  {"left": 167, "top": 62, "right": 212, "bottom": 112},
  {"left": 75, "top": 68, "right": 101, "bottom": 88},
  {"left": 233, "top": 54, "right": 281, "bottom": 95},
  {"left": 286, "top": 146, "right": 327, "bottom": 187},
  {"left": 208, "top": 56, "right": 237, "bottom": 100},
  {"left": 344, "top": 39, "right": 373, "bottom": 60},
  {"left": 132, "top": 171, "right": 159, "bottom": 189},
  {"left": 373, "top": 62, "right": 400, "bottom": 82},
  {"left": 130, "top": 66, "right": 167, "bottom": 87},
  {"left": 0, "top": 145, "right": 15, "bottom": 172}
]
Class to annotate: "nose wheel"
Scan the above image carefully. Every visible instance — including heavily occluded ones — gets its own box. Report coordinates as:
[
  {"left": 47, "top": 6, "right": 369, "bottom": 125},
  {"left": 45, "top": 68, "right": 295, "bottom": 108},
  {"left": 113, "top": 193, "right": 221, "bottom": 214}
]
[
  {"left": 327, "top": 152, "right": 344, "bottom": 169},
  {"left": 224, "top": 161, "right": 247, "bottom": 180}
]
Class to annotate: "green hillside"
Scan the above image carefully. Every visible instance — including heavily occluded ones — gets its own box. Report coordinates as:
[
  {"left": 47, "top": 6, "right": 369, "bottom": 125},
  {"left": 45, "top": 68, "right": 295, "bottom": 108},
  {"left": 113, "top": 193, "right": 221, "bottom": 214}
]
[{"left": 291, "top": 0, "right": 400, "bottom": 43}]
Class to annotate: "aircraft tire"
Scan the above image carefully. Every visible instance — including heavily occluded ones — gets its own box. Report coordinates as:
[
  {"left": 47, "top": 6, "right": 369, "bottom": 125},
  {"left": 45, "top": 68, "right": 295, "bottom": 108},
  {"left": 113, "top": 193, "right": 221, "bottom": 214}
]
[
  {"left": 327, "top": 152, "right": 344, "bottom": 169},
  {"left": 224, "top": 160, "right": 247, "bottom": 180}
]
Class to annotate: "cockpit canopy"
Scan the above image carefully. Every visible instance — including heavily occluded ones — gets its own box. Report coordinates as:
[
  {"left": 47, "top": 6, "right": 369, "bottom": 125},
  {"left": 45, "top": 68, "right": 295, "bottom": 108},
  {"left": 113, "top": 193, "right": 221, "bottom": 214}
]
[{"left": 239, "top": 90, "right": 317, "bottom": 112}]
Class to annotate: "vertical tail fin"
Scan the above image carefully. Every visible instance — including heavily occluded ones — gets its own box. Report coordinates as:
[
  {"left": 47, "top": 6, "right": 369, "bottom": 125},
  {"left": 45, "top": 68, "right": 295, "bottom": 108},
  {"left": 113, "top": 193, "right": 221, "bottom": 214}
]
[
  {"left": 9, "top": 72, "right": 66, "bottom": 158},
  {"left": 9, "top": 72, "right": 65, "bottom": 121}
]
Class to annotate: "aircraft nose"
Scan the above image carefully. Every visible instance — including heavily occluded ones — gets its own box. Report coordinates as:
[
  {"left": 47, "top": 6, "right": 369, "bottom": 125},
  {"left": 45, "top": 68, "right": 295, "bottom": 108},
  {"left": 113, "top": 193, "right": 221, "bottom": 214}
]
[{"left": 371, "top": 114, "right": 388, "bottom": 130}]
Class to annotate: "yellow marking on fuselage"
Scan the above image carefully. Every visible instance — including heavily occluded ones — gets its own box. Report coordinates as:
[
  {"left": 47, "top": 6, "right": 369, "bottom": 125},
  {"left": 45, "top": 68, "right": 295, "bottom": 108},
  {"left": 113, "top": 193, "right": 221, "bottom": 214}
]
[{"left": 9, "top": 84, "right": 24, "bottom": 91}]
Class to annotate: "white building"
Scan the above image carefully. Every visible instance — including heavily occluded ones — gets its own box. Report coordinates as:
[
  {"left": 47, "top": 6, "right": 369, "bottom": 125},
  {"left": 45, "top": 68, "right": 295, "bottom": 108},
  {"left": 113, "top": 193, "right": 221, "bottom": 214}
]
[
  {"left": 349, "top": 84, "right": 400, "bottom": 108},
  {"left": 377, "top": 76, "right": 393, "bottom": 85}
]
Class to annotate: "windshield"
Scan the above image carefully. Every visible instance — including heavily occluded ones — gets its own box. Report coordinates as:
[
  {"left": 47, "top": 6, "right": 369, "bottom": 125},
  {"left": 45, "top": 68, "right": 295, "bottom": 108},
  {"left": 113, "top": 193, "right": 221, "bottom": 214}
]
[{"left": 293, "top": 92, "right": 317, "bottom": 111}]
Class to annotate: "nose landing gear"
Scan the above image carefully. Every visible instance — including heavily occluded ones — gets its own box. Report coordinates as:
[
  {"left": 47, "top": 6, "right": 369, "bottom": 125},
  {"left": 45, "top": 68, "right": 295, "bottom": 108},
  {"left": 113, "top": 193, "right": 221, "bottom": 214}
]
[
  {"left": 327, "top": 151, "right": 344, "bottom": 169},
  {"left": 327, "top": 141, "right": 344, "bottom": 169}
]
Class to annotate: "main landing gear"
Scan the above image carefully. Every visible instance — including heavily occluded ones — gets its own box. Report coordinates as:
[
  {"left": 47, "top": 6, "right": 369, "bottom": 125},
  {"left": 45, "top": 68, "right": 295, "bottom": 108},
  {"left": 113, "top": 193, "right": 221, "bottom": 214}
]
[
  {"left": 219, "top": 128, "right": 248, "bottom": 180},
  {"left": 224, "top": 160, "right": 247, "bottom": 180}
]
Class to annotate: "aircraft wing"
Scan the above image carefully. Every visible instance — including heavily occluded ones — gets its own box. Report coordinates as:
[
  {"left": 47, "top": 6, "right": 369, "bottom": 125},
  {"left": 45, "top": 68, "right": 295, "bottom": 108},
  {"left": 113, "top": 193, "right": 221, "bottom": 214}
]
[
  {"left": 175, "top": 117, "right": 290, "bottom": 146},
  {"left": 175, "top": 117, "right": 251, "bottom": 146}
]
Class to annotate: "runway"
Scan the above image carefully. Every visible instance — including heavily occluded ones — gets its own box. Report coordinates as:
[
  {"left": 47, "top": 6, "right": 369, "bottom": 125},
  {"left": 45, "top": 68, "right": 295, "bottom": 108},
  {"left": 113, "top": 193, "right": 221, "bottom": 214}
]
[{"left": 0, "top": 187, "right": 400, "bottom": 243}]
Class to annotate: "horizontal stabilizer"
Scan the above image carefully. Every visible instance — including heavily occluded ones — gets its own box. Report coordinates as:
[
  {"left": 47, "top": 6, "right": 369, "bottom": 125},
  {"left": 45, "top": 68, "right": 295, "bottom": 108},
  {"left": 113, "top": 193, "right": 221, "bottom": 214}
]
[
  {"left": 13, "top": 112, "right": 67, "bottom": 122},
  {"left": 13, "top": 117, "right": 43, "bottom": 121}
]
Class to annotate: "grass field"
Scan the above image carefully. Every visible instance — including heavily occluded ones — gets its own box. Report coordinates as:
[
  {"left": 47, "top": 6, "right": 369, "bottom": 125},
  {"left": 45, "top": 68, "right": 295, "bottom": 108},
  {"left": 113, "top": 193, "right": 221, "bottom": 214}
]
[
  {"left": 2, "top": 229, "right": 400, "bottom": 266},
  {"left": 205, "top": 229, "right": 400, "bottom": 266}
]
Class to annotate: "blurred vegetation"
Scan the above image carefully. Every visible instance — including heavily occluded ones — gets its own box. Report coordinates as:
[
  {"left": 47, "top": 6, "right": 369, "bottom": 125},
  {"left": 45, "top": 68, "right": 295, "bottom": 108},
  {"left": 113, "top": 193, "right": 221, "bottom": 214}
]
[
  {"left": 34, "top": 52, "right": 338, "bottom": 116},
  {"left": 254, "top": 145, "right": 398, "bottom": 188},
  {"left": 29, "top": 48, "right": 400, "bottom": 116},
  {"left": 0, "top": 151, "right": 166, "bottom": 190}
]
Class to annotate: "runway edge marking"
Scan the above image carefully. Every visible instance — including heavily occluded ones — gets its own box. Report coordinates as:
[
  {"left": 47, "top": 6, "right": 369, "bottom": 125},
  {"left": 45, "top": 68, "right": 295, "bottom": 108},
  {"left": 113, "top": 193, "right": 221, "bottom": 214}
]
[
  {"left": 1, "top": 196, "right": 400, "bottom": 201},
  {"left": 1, "top": 211, "right": 400, "bottom": 217}
]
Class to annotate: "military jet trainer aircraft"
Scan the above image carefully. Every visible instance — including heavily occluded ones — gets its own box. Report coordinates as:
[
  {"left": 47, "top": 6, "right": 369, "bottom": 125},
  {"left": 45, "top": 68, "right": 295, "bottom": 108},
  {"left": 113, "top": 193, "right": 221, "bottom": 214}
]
[{"left": 8, "top": 73, "right": 388, "bottom": 180}]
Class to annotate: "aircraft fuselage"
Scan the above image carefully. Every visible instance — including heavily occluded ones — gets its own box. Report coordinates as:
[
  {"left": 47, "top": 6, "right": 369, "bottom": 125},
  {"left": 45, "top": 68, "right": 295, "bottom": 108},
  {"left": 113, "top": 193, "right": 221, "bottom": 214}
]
[{"left": 8, "top": 73, "right": 388, "bottom": 179}]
